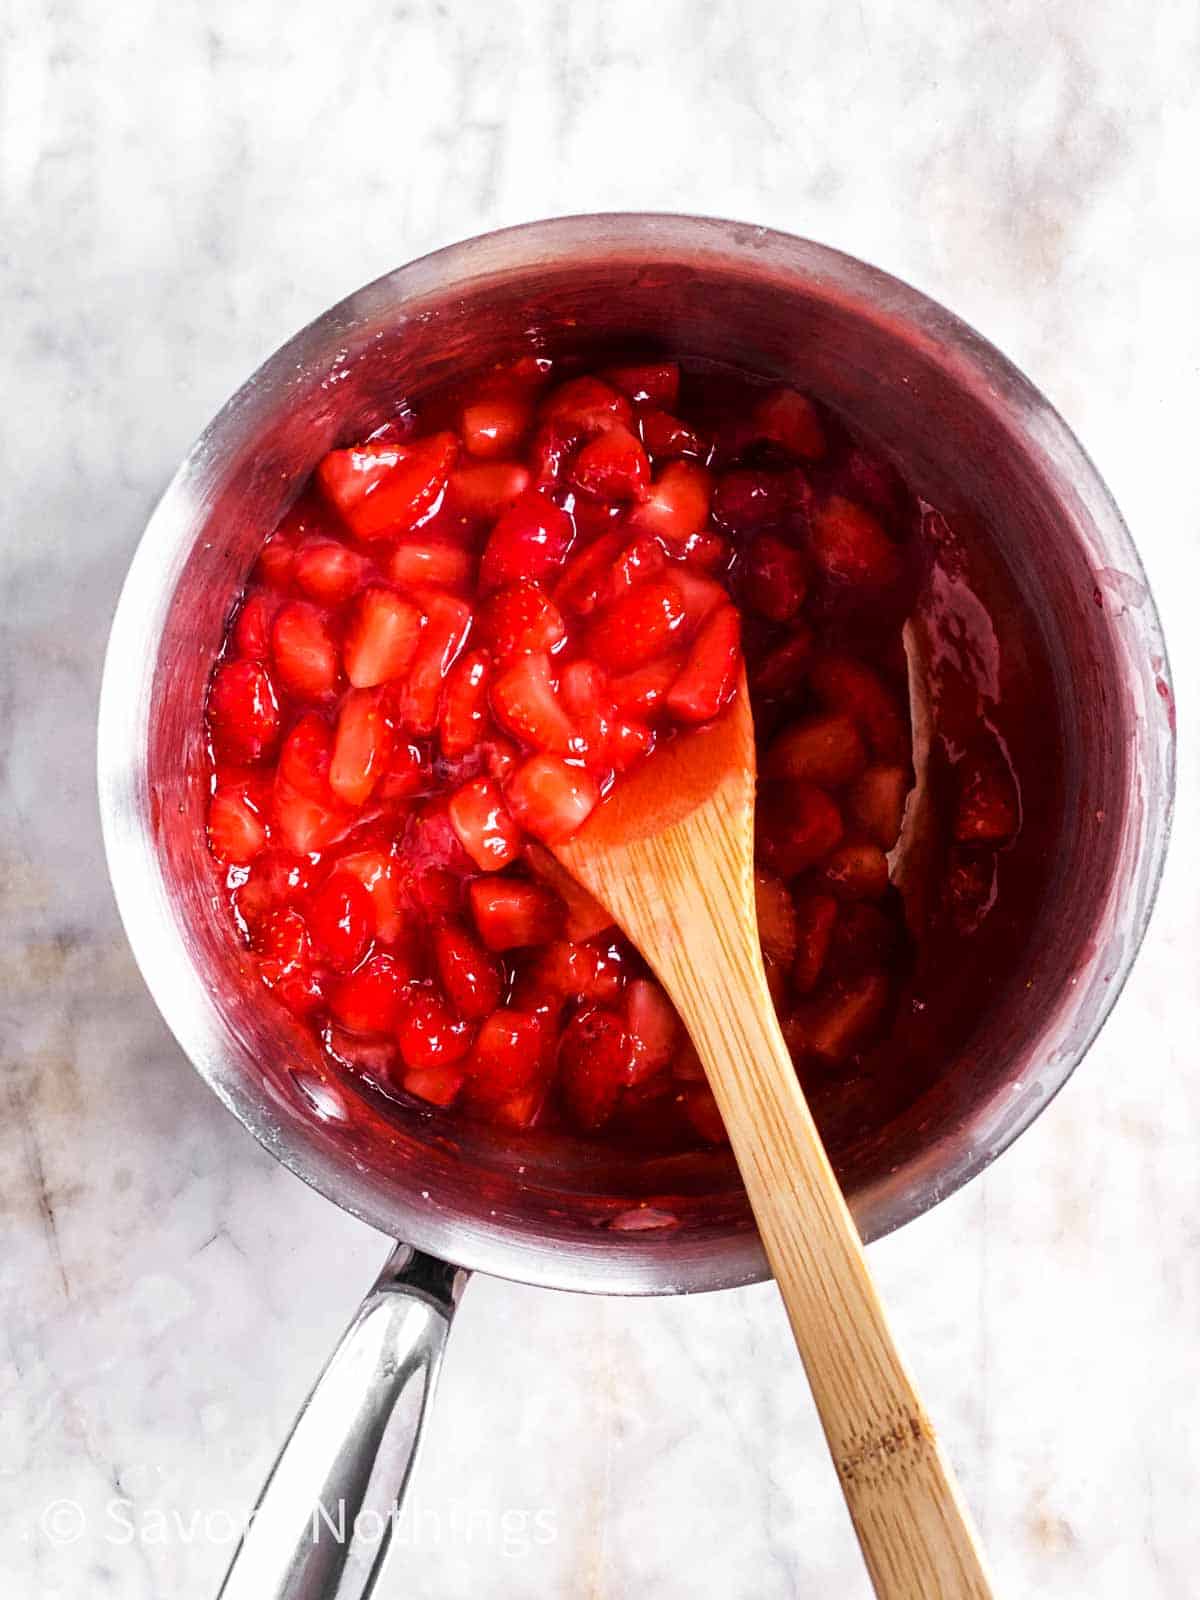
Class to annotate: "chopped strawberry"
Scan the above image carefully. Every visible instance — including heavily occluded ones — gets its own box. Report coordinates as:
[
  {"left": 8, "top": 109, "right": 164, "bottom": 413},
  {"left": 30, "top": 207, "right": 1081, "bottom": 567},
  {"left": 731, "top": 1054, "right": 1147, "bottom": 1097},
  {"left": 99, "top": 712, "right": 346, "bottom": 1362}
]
[
  {"left": 478, "top": 491, "right": 574, "bottom": 592},
  {"left": 676, "top": 527, "right": 732, "bottom": 571},
  {"left": 785, "top": 973, "right": 890, "bottom": 1061},
  {"left": 638, "top": 408, "right": 705, "bottom": 460},
  {"left": 433, "top": 922, "right": 503, "bottom": 1020},
  {"left": 272, "top": 715, "right": 354, "bottom": 852},
  {"left": 271, "top": 602, "right": 340, "bottom": 700},
  {"left": 208, "top": 781, "right": 270, "bottom": 864},
  {"left": 553, "top": 530, "right": 626, "bottom": 615},
  {"left": 233, "top": 592, "right": 278, "bottom": 660},
  {"left": 480, "top": 581, "right": 566, "bottom": 660},
  {"left": 809, "top": 654, "right": 908, "bottom": 762},
  {"left": 810, "top": 496, "right": 903, "bottom": 588},
  {"left": 628, "top": 461, "right": 712, "bottom": 543},
  {"left": 308, "top": 871, "right": 376, "bottom": 969},
  {"left": 763, "top": 713, "right": 867, "bottom": 788},
  {"left": 756, "top": 781, "right": 844, "bottom": 877},
  {"left": 387, "top": 537, "right": 474, "bottom": 594},
  {"left": 827, "top": 902, "right": 898, "bottom": 977},
  {"left": 463, "top": 1009, "right": 546, "bottom": 1105},
  {"left": 403, "top": 1065, "right": 466, "bottom": 1107},
  {"left": 751, "top": 628, "right": 814, "bottom": 698},
  {"left": 439, "top": 650, "right": 491, "bottom": 757},
  {"left": 526, "top": 419, "right": 575, "bottom": 487},
  {"left": 317, "top": 431, "right": 458, "bottom": 540},
  {"left": 751, "top": 386, "right": 827, "bottom": 460},
  {"left": 329, "top": 951, "right": 412, "bottom": 1034},
  {"left": 665, "top": 605, "right": 741, "bottom": 723},
  {"left": 683, "top": 1084, "right": 728, "bottom": 1143},
  {"left": 208, "top": 658, "right": 282, "bottom": 763},
  {"left": 505, "top": 755, "right": 599, "bottom": 844},
  {"left": 232, "top": 849, "right": 313, "bottom": 933},
  {"left": 540, "top": 376, "right": 632, "bottom": 435},
  {"left": 395, "top": 593, "right": 473, "bottom": 734},
  {"left": 522, "top": 841, "right": 614, "bottom": 941},
  {"left": 447, "top": 461, "right": 532, "bottom": 521},
  {"left": 601, "top": 362, "right": 680, "bottom": 409},
  {"left": 559, "top": 1006, "right": 634, "bottom": 1130},
  {"left": 276, "top": 712, "right": 335, "bottom": 798},
  {"left": 407, "top": 796, "right": 475, "bottom": 878},
  {"left": 490, "top": 653, "right": 577, "bottom": 753},
  {"left": 839, "top": 445, "right": 907, "bottom": 520},
  {"left": 254, "top": 530, "right": 298, "bottom": 589},
  {"left": 670, "top": 565, "right": 728, "bottom": 630},
  {"left": 333, "top": 849, "right": 409, "bottom": 943},
  {"left": 255, "top": 908, "right": 324, "bottom": 1016},
  {"left": 608, "top": 652, "right": 685, "bottom": 718},
  {"left": 342, "top": 587, "right": 422, "bottom": 690},
  {"left": 460, "top": 395, "right": 533, "bottom": 459},
  {"left": 754, "top": 870, "right": 798, "bottom": 966},
  {"left": 625, "top": 978, "right": 680, "bottom": 1080},
  {"left": 606, "top": 715, "right": 654, "bottom": 772},
  {"left": 588, "top": 577, "right": 686, "bottom": 670},
  {"left": 742, "top": 533, "right": 807, "bottom": 621},
  {"left": 955, "top": 745, "right": 1019, "bottom": 842},
  {"left": 792, "top": 892, "right": 839, "bottom": 994},
  {"left": 329, "top": 688, "right": 392, "bottom": 807},
  {"left": 848, "top": 764, "right": 909, "bottom": 850},
  {"left": 447, "top": 777, "right": 520, "bottom": 870},
  {"left": 570, "top": 426, "right": 651, "bottom": 502},
  {"left": 293, "top": 539, "right": 367, "bottom": 605},
  {"left": 469, "top": 877, "right": 566, "bottom": 950},
  {"left": 820, "top": 842, "right": 890, "bottom": 901},
  {"left": 395, "top": 987, "right": 474, "bottom": 1069},
  {"left": 711, "top": 468, "right": 790, "bottom": 532},
  {"left": 606, "top": 535, "right": 670, "bottom": 602},
  {"left": 376, "top": 738, "right": 429, "bottom": 801}
]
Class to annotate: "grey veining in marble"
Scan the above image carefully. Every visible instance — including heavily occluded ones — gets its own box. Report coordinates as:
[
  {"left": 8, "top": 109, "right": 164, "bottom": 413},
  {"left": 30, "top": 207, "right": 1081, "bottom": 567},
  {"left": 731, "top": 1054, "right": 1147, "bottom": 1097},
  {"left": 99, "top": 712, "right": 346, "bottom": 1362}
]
[{"left": 2, "top": 1, "right": 1198, "bottom": 1595}]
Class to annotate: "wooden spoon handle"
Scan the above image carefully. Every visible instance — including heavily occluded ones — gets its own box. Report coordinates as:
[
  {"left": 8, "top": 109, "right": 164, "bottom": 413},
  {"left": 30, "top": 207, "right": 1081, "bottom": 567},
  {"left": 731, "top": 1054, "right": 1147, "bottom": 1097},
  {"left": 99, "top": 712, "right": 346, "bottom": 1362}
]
[{"left": 665, "top": 926, "right": 995, "bottom": 1600}]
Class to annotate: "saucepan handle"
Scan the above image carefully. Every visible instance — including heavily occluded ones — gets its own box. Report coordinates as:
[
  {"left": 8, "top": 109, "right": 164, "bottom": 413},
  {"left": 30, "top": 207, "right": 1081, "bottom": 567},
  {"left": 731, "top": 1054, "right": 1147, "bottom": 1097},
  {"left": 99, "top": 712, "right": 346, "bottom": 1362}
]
[{"left": 217, "top": 1243, "right": 468, "bottom": 1600}]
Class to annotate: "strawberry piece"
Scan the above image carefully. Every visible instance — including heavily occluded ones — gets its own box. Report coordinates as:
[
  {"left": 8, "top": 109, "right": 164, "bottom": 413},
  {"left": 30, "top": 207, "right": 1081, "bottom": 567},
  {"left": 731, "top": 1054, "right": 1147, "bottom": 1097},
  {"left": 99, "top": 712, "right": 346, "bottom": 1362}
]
[
  {"left": 395, "top": 987, "right": 474, "bottom": 1069},
  {"left": 742, "top": 533, "right": 807, "bottom": 621},
  {"left": 208, "top": 781, "right": 270, "bottom": 864},
  {"left": 588, "top": 577, "right": 686, "bottom": 671},
  {"left": 232, "top": 849, "right": 313, "bottom": 933},
  {"left": 403, "top": 1065, "right": 466, "bottom": 1107},
  {"left": 553, "top": 530, "right": 625, "bottom": 615},
  {"left": 255, "top": 908, "right": 324, "bottom": 1016},
  {"left": 677, "top": 528, "right": 732, "bottom": 571},
  {"left": 395, "top": 592, "right": 473, "bottom": 734},
  {"left": 606, "top": 715, "right": 654, "bottom": 772},
  {"left": 601, "top": 362, "right": 680, "bottom": 409},
  {"left": 469, "top": 878, "right": 565, "bottom": 950},
  {"left": 754, "top": 870, "right": 798, "bottom": 966},
  {"left": 763, "top": 713, "right": 868, "bottom": 788},
  {"left": 293, "top": 539, "right": 367, "bottom": 605},
  {"left": 331, "top": 947, "right": 416, "bottom": 1036},
  {"left": 479, "top": 581, "right": 565, "bottom": 660},
  {"left": 683, "top": 1084, "right": 728, "bottom": 1144},
  {"left": 670, "top": 565, "right": 729, "bottom": 629},
  {"left": 254, "top": 531, "right": 297, "bottom": 589},
  {"left": 570, "top": 426, "right": 651, "bottom": 502},
  {"left": 329, "top": 688, "right": 392, "bottom": 807},
  {"left": 665, "top": 605, "right": 741, "bottom": 723},
  {"left": 756, "top": 781, "right": 844, "bottom": 877},
  {"left": 625, "top": 978, "right": 680, "bottom": 1080},
  {"left": 751, "top": 386, "right": 827, "bottom": 461},
  {"left": 376, "top": 738, "right": 428, "bottom": 801},
  {"left": 271, "top": 601, "right": 340, "bottom": 699},
  {"left": 847, "top": 765, "right": 909, "bottom": 850},
  {"left": 809, "top": 654, "right": 908, "bottom": 762},
  {"left": 839, "top": 445, "right": 907, "bottom": 520},
  {"left": 273, "top": 715, "right": 354, "bottom": 854},
  {"left": 342, "top": 587, "right": 422, "bottom": 689},
  {"left": 333, "top": 849, "right": 409, "bottom": 944},
  {"left": 827, "top": 902, "right": 899, "bottom": 978},
  {"left": 820, "top": 842, "right": 890, "bottom": 901},
  {"left": 448, "top": 777, "right": 520, "bottom": 870},
  {"left": 522, "top": 841, "right": 614, "bottom": 941},
  {"left": 506, "top": 754, "right": 599, "bottom": 844},
  {"left": 433, "top": 922, "right": 503, "bottom": 1019},
  {"left": 407, "top": 796, "right": 475, "bottom": 879},
  {"left": 463, "top": 1009, "right": 546, "bottom": 1105},
  {"left": 785, "top": 973, "right": 890, "bottom": 1061},
  {"left": 558, "top": 1006, "right": 634, "bottom": 1130},
  {"left": 608, "top": 652, "right": 685, "bottom": 718},
  {"left": 447, "top": 462, "right": 532, "bottom": 521},
  {"left": 540, "top": 376, "right": 632, "bottom": 435},
  {"left": 490, "top": 653, "right": 577, "bottom": 754},
  {"left": 944, "top": 850, "right": 999, "bottom": 936},
  {"left": 526, "top": 419, "right": 575, "bottom": 487},
  {"left": 955, "top": 745, "right": 1020, "bottom": 843},
  {"left": 439, "top": 650, "right": 491, "bottom": 757},
  {"left": 233, "top": 592, "right": 278, "bottom": 661},
  {"left": 460, "top": 395, "right": 533, "bottom": 459},
  {"left": 810, "top": 496, "right": 903, "bottom": 587},
  {"left": 792, "top": 892, "right": 839, "bottom": 993},
  {"left": 628, "top": 462, "right": 712, "bottom": 543},
  {"left": 479, "top": 491, "right": 574, "bottom": 591},
  {"left": 308, "top": 871, "right": 376, "bottom": 969},
  {"left": 751, "top": 628, "right": 814, "bottom": 698},
  {"left": 387, "top": 537, "right": 474, "bottom": 594},
  {"left": 600, "top": 535, "right": 670, "bottom": 606},
  {"left": 711, "top": 468, "right": 790, "bottom": 532},
  {"left": 208, "top": 658, "right": 282, "bottom": 763},
  {"left": 639, "top": 408, "right": 705, "bottom": 461},
  {"left": 276, "top": 712, "right": 335, "bottom": 798},
  {"left": 316, "top": 431, "right": 458, "bottom": 540}
]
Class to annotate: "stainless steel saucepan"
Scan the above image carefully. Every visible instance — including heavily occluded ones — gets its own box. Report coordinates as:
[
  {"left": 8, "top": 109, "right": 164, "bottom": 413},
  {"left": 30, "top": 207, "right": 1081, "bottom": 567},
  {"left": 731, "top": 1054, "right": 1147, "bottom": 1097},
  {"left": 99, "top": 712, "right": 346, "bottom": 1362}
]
[{"left": 98, "top": 214, "right": 1174, "bottom": 1598}]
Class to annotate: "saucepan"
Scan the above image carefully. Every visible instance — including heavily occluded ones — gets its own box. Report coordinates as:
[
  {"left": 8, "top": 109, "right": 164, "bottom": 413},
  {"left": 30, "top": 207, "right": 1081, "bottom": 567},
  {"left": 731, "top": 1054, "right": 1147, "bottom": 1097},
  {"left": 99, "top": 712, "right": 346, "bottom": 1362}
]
[{"left": 97, "top": 214, "right": 1174, "bottom": 1598}]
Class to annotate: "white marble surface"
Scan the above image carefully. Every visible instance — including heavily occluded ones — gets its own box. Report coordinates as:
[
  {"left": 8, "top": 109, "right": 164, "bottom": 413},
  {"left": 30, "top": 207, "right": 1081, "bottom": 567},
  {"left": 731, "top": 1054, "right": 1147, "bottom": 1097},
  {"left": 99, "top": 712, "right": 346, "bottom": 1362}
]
[{"left": 2, "top": 1, "right": 1198, "bottom": 1595}]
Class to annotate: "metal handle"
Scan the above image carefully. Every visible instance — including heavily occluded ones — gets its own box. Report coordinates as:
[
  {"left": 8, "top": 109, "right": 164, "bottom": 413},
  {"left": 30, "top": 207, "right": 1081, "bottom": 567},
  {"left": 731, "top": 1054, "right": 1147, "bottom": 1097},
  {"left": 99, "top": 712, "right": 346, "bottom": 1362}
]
[{"left": 218, "top": 1244, "right": 468, "bottom": 1600}]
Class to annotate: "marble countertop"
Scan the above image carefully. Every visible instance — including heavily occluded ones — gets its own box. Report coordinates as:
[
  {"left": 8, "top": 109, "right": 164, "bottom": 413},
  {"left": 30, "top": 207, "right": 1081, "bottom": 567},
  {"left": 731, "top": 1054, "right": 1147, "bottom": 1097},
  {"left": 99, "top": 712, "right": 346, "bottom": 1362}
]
[{"left": 2, "top": 2, "right": 1198, "bottom": 1595}]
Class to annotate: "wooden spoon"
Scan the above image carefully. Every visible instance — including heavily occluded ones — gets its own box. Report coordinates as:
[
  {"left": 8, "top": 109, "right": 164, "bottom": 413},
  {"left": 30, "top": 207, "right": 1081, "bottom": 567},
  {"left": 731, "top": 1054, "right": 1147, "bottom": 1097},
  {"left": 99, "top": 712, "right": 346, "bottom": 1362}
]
[{"left": 556, "top": 677, "right": 994, "bottom": 1600}]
